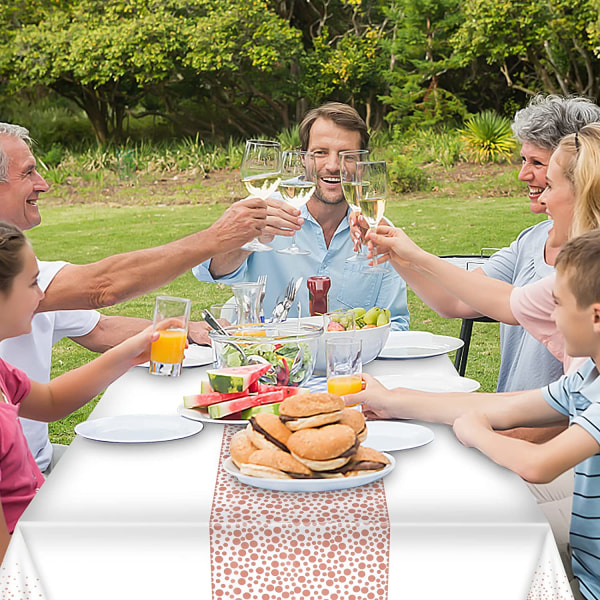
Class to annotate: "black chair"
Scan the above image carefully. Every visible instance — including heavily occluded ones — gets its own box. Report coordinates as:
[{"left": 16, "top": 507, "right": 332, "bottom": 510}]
[{"left": 439, "top": 254, "right": 497, "bottom": 377}]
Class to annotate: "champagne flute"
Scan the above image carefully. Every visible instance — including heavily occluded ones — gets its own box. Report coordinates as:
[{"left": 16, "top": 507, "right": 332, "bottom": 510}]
[
  {"left": 240, "top": 139, "right": 282, "bottom": 252},
  {"left": 277, "top": 151, "right": 316, "bottom": 255},
  {"left": 339, "top": 149, "right": 370, "bottom": 263},
  {"left": 356, "top": 160, "right": 388, "bottom": 273}
]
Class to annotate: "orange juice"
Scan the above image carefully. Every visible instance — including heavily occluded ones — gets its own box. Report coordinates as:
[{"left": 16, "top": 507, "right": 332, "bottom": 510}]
[
  {"left": 151, "top": 329, "right": 186, "bottom": 364},
  {"left": 327, "top": 374, "right": 362, "bottom": 396}
]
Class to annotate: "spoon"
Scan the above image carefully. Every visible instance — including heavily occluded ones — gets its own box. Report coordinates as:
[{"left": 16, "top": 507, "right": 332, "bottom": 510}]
[{"left": 202, "top": 309, "right": 271, "bottom": 368}]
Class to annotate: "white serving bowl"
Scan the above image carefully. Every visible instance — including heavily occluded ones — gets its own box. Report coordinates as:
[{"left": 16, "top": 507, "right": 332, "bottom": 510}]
[{"left": 300, "top": 316, "right": 391, "bottom": 376}]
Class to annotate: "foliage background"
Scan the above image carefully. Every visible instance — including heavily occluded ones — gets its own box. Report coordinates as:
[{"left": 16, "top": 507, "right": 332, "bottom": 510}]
[{"left": 2, "top": 0, "right": 600, "bottom": 144}]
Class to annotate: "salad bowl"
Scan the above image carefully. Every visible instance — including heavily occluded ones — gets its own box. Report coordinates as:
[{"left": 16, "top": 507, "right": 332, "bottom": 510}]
[{"left": 209, "top": 323, "right": 323, "bottom": 387}]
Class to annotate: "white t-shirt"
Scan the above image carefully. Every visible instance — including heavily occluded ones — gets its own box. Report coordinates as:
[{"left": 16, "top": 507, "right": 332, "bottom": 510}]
[{"left": 0, "top": 260, "right": 100, "bottom": 471}]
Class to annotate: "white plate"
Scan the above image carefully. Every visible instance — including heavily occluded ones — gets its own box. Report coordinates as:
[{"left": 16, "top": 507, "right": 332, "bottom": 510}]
[
  {"left": 138, "top": 344, "right": 215, "bottom": 369},
  {"left": 75, "top": 414, "right": 204, "bottom": 443},
  {"left": 223, "top": 453, "right": 395, "bottom": 492},
  {"left": 375, "top": 373, "right": 480, "bottom": 393},
  {"left": 177, "top": 404, "right": 248, "bottom": 426},
  {"left": 378, "top": 331, "right": 463, "bottom": 359},
  {"left": 365, "top": 420, "right": 434, "bottom": 452}
]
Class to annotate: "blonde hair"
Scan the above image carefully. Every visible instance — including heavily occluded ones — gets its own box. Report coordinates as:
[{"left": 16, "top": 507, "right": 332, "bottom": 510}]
[{"left": 554, "top": 123, "right": 600, "bottom": 238}]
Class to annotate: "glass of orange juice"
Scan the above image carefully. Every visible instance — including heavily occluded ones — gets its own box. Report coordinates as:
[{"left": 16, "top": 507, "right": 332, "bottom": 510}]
[
  {"left": 149, "top": 296, "right": 192, "bottom": 377},
  {"left": 326, "top": 338, "right": 362, "bottom": 397}
]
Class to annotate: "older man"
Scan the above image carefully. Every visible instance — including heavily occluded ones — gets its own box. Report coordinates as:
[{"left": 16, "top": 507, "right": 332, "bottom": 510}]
[
  {"left": 0, "top": 122, "right": 267, "bottom": 471},
  {"left": 193, "top": 102, "right": 409, "bottom": 330}
]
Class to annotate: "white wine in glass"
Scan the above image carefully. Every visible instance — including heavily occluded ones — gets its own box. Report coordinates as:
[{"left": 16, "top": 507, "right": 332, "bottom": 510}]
[
  {"left": 277, "top": 151, "right": 316, "bottom": 255},
  {"left": 240, "top": 140, "right": 282, "bottom": 253},
  {"left": 356, "top": 160, "right": 388, "bottom": 273},
  {"left": 339, "top": 149, "right": 370, "bottom": 263}
]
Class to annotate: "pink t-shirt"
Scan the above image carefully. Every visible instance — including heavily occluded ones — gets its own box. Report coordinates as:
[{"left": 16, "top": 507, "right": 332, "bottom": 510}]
[
  {"left": 0, "top": 358, "right": 44, "bottom": 532},
  {"left": 510, "top": 273, "right": 586, "bottom": 374}
]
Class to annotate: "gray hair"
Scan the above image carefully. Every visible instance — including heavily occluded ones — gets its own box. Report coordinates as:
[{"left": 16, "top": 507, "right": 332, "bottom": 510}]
[
  {"left": 0, "top": 123, "right": 32, "bottom": 183},
  {"left": 512, "top": 95, "right": 600, "bottom": 150}
]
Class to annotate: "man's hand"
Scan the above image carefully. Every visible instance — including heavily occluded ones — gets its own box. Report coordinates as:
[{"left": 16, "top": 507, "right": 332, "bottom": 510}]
[
  {"left": 349, "top": 211, "right": 368, "bottom": 252},
  {"left": 208, "top": 197, "right": 268, "bottom": 251},
  {"left": 188, "top": 320, "right": 212, "bottom": 346},
  {"left": 257, "top": 196, "right": 304, "bottom": 243}
]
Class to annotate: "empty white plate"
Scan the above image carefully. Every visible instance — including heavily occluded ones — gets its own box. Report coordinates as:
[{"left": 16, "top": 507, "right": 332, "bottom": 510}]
[
  {"left": 375, "top": 373, "right": 480, "bottom": 393},
  {"left": 365, "top": 421, "right": 434, "bottom": 452},
  {"left": 75, "top": 414, "right": 204, "bottom": 443},
  {"left": 379, "top": 331, "right": 463, "bottom": 360}
]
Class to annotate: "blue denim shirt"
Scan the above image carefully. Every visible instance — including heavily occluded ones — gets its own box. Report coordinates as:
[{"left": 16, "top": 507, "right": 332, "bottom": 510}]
[{"left": 193, "top": 204, "right": 409, "bottom": 330}]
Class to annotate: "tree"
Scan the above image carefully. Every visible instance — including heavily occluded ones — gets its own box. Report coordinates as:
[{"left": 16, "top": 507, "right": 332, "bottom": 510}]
[
  {"left": 453, "top": 0, "right": 600, "bottom": 98},
  {"left": 380, "top": 0, "right": 468, "bottom": 130},
  {"left": 0, "top": 0, "right": 303, "bottom": 143}
]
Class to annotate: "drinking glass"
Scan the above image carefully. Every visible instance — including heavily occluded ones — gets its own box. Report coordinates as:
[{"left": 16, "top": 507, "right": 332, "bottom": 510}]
[
  {"left": 339, "top": 149, "right": 370, "bottom": 263},
  {"left": 149, "top": 296, "right": 191, "bottom": 377},
  {"left": 277, "top": 151, "right": 316, "bottom": 255},
  {"left": 326, "top": 338, "right": 363, "bottom": 396},
  {"left": 240, "top": 139, "right": 282, "bottom": 252},
  {"left": 356, "top": 160, "right": 389, "bottom": 273}
]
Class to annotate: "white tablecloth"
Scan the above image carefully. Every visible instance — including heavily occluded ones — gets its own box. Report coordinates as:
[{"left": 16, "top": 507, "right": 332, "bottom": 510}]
[{"left": 0, "top": 355, "right": 573, "bottom": 599}]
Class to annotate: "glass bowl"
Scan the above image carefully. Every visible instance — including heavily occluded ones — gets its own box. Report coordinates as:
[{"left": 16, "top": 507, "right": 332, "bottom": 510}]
[{"left": 208, "top": 323, "right": 323, "bottom": 387}]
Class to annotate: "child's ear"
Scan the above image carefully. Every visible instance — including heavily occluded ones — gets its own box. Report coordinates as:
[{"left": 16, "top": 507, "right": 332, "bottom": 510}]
[{"left": 593, "top": 303, "right": 600, "bottom": 334}]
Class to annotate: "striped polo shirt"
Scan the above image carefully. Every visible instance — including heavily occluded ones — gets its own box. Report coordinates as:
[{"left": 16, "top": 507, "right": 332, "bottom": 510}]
[{"left": 543, "top": 358, "right": 600, "bottom": 600}]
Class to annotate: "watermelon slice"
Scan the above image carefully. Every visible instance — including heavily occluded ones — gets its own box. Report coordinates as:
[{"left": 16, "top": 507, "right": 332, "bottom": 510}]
[
  {"left": 208, "top": 389, "right": 287, "bottom": 419},
  {"left": 183, "top": 390, "right": 247, "bottom": 409},
  {"left": 207, "top": 364, "right": 272, "bottom": 393},
  {"left": 241, "top": 402, "right": 281, "bottom": 419}
]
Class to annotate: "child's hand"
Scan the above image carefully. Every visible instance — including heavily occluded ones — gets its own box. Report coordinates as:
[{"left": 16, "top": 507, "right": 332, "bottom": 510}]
[
  {"left": 453, "top": 411, "right": 492, "bottom": 448},
  {"left": 343, "top": 373, "right": 397, "bottom": 420},
  {"left": 115, "top": 324, "right": 159, "bottom": 367}
]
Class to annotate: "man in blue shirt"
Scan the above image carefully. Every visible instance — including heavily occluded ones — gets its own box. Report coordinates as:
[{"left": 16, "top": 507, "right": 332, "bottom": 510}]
[{"left": 193, "top": 102, "right": 409, "bottom": 330}]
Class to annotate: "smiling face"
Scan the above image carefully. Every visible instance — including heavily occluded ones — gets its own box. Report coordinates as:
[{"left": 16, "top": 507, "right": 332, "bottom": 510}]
[
  {"left": 0, "top": 136, "right": 50, "bottom": 231},
  {"left": 538, "top": 149, "right": 575, "bottom": 230},
  {"left": 518, "top": 142, "right": 553, "bottom": 214},
  {"left": 0, "top": 243, "right": 44, "bottom": 340},
  {"left": 306, "top": 117, "right": 362, "bottom": 207}
]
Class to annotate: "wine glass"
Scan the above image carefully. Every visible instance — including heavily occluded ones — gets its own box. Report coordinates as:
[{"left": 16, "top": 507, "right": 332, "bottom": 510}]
[
  {"left": 356, "top": 160, "right": 388, "bottom": 273},
  {"left": 240, "top": 139, "right": 282, "bottom": 252},
  {"left": 277, "top": 151, "right": 316, "bottom": 255},
  {"left": 339, "top": 149, "right": 370, "bottom": 263}
]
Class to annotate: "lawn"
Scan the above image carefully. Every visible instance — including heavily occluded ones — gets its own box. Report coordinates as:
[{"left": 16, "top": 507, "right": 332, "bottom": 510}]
[{"left": 28, "top": 162, "right": 546, "bottom": 444}]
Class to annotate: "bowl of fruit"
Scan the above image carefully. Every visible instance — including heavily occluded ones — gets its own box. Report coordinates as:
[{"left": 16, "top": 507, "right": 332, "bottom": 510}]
[{"left": 304, "top": 307, "right": 391, "bottom": 375}]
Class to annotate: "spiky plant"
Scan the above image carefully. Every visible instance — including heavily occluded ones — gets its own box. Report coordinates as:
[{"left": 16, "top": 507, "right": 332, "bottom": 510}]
[{"left": 460, "top": 111, "right": 516, "bottom": 164}]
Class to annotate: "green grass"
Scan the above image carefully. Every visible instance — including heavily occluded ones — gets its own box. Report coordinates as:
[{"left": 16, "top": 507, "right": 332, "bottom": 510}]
[{"left": 27, "top": 162, "right": 546, "bottom": 444}]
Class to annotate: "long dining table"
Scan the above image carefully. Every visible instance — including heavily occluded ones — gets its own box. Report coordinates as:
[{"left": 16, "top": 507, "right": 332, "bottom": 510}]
[{"left": 0, "top": 350, "right": 573, "bottom": 600}]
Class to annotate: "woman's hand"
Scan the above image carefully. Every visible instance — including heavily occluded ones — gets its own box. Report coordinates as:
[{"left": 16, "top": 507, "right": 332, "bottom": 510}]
[{"left": 365, "top": 224, "right": 428, "bottom": 270}]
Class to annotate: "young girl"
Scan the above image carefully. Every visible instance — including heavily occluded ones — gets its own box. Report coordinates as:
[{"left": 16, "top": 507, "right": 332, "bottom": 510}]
[{"left": 0, "top": 221, "right": 156, "bottom": 561}]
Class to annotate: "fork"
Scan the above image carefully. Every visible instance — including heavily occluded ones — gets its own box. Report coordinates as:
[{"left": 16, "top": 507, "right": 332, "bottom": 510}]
[
  {"left": 270, "top": 278, "right": 297, "bottom": 323},
  {"left": 257, "top": 274, "right": 267, "bottom": 322}
]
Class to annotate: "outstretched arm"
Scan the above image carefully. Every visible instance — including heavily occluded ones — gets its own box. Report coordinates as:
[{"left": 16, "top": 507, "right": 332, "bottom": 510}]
[
  {"left": 346, "top": 373, "right": 566, "bottom": 429},
  {"left": 367, "top": 225, "right": 519, "bottom": 324},
  {"left": 454, "top": 413, "right": 598, "bottom": 483},
  {"left": 38, "top": 198, "right": 267, "bottom": 311},
  {"left": 209, "top": 196, "right": 303, "bottom": 278},
  {"left": 18, "top": 326, "right": 156, "bottom": 422}
]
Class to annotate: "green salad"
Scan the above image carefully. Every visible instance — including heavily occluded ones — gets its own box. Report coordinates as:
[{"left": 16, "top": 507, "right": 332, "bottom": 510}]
[{"left": 221, "top": 341, "right": 313, "bottom": 387}]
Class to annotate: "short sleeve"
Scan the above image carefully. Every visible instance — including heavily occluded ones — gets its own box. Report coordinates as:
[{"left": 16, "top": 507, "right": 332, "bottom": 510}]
[
  {"left": 0, "top": 358, "right": 31, "bottom": 406},
  {"left": 510, "top": 274, "right": 565, "bottom": 362}
]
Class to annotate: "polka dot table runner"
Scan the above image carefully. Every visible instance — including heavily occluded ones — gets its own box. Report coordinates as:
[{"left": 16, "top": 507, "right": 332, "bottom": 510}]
[{"left": 210, "top": 425, "right": 391, "bottom": 600}]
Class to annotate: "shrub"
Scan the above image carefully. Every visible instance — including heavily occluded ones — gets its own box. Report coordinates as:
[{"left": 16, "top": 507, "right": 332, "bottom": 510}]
[
  {"left": 460, "top": 111, "right": 516, "bottom": 164},
  {"left": 387, "top": 153, "right": 431, "bottom": 193}
]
